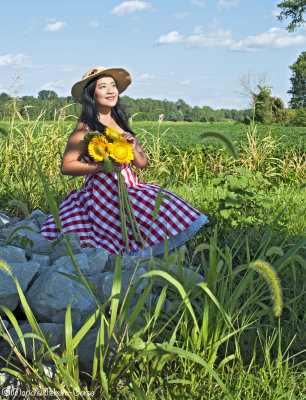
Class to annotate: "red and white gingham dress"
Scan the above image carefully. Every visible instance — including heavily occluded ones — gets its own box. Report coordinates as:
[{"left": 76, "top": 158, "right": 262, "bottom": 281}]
[{"left": 40, "top": 154, "right": 208, "bottom": 255}]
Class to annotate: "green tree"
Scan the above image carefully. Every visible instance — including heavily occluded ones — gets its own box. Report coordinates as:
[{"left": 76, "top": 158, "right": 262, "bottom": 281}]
[
  {"left": 288, "top": 51, "right": 306, "bottom": 108},
  {"left": 254, "top": 85, "right": 286, "bottom": 124},
  {"left": 38, "top": 90, "right": 58, "bottom": 100},
  {"left": 277, "top": 0, "right": 306, "bottom": 31}
]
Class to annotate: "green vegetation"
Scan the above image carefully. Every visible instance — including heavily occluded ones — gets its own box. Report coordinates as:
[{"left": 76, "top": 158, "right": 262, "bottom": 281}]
[
  {"left": 0, "top": 92, "right": 253, "bottom": 123},
  {"left": 0, "top": 109, "right": 305, "bottom": 398}
]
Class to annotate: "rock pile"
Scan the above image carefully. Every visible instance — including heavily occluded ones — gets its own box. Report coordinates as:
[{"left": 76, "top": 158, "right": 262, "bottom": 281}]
[{"left": 0, "top": 210, "right": 204, "bottom": 382}]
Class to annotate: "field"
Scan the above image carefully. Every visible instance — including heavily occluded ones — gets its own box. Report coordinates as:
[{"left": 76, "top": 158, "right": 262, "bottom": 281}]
[{"left": 0, "top": 112, "right": 305, "bottom": 399}]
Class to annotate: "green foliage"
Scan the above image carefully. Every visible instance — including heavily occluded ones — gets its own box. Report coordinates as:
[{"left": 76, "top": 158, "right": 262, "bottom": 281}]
[
  {"left": 254, "top": 85, "right": 287, "bottom": 124},
  {"left": 277, "top": 0, "right": 306, "bottom": 31},
  {"left": 288, "top": 51, "right": 306, "bottom": 109},
  {"left": 211, "top": 167, "right": 273, "bottom": 226},
  {"left": 0, "top": 91, "right": 252, "bottom": 123}
]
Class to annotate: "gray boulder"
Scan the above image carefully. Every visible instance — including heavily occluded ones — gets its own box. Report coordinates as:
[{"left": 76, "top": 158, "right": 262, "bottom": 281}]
[
  {"left": 10, "top": 230, "right": 53, "bottom": 255},
  {"left": 50, "top": 233, "right": 82, "bottom": 263},
  {"left": 105, "top": 254, "right": 150, "bottom": 272},
  {"left": 87, "top": 248, "right": 109, "bottom": 274},
  {"left": 98, "top": 267, "right": 149, "bottom": 302},
  {"left": 29, "top": 210, "right": 47, "bottom": 220},
  {"left": 0, "top": 246, "right": 27, "bottom": 264},
  {"left": 31, "top": 253, "right": 50, "bottom": 267},
  {"left": 0, "top": 262, "right": 41, "bottom": 315},
  {"left": 26, "top": 265, "right": 97, "bottom": 329}
]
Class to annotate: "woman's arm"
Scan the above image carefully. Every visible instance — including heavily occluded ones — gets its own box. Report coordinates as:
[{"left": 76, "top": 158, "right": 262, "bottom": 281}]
[
  {"left": 61, "top": 123, "right": 122, "bottom": 176},
  {"left": 121, "top": 132, "right": 148, "bottom": 169}
]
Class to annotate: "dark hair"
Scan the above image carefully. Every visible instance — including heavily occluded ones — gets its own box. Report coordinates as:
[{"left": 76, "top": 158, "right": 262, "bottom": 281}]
[{"left": 79, "top": 75, "right": 134, "bottom": 135}]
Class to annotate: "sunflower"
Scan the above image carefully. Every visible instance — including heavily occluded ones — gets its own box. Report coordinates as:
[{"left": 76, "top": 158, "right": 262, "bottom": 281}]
[
  {"left": 109, "top": 139, "right": 134, "bottom": 164},
  {"left": 88, "top": 135, "right": 109, "bottom": 161},
  {"left": 105, "top": 127, "right": 122, "bottom": 141}
]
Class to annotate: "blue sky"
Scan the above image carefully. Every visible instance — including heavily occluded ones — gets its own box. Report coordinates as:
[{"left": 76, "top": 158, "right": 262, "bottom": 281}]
[{"left": 1, "top": 0, "right": 305, "bottom": 109}]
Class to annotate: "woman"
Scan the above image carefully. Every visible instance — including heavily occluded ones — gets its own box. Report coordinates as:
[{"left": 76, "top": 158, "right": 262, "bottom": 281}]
[{"left": 40, "top": 66, "right": 208, "bottom": 256}]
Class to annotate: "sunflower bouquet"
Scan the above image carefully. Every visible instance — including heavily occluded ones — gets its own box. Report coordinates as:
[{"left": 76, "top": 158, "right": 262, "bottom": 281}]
[{"left": 84, "top": 127, "right": 144, "bottom": 253}]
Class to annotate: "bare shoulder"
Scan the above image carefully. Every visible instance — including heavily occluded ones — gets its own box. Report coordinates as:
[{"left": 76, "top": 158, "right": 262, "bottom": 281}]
[{"left": 68, "top": 122, "right": 89, "bottom": 143}]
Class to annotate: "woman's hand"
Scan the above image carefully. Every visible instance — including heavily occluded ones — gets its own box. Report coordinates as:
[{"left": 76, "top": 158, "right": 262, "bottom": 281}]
[
  {"left": 112, "top": 162, "right": 124, "bottom": 172},
  {"left": 121, "top": 131, "right": 148, "bottom": 169},
  {"left": 121, "top": 131, "right": 136, "bottom": 150}
]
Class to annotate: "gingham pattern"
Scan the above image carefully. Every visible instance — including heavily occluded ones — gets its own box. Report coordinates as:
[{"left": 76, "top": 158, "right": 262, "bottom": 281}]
[{"left": 40, "top": 158, "right": 203, "bottom": 255}]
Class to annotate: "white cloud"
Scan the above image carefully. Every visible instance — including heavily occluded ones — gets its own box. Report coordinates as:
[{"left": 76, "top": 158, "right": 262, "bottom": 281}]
[
  {"left": 230, "top": 27, "right": 306, "bottom": 51},
  {"left": 217, "top": 0, "right": 238, "bottom": 11},
  {"left": 173, "top": 12, "right": 190, "bottom": 19},
  {"left": 179, "top": 80, "right": 190, "bottom": 85},
  {"left": 187, "top": 29, "right": 233, "bottom": 47},
  {"left": 41, "top": 80, "right": 66, "bottom": 90},
  {"left": 186, "top": 26, "right": 306, "bottom": 51},
  {"left": 0, "top": 53, "right": 33, "bottom": 68},
  {"left": 271, "top": 10, "right": 281, "bottom": 17},
  {"left": 190, "top": 0, "right": 205, "bottom": 8},
  {"left": 89, "top": 21, "right": 100, "bottom": 28},
  {"left": 111, "top": 1, "right": 151, "bottom": 16},
  {"left": 135, "top": 73, "right": 155, "bottom": 82},
  {"left": 44, "top": 21, "right": 66, "bottom": 32},
  {"left": 155, "top": 31, "right": 184, "bottom": 44}
]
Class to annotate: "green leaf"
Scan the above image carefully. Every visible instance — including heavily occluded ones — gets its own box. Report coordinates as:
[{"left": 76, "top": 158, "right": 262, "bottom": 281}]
[
  {"left": 141, "top": 270, "right": 199, "bottom": 333},
  {"left": 109, "top": 252, "right": 121, "bottom": 337},
  {"left": 220, "top": 209, "right": 232, "bottom": 219},
  {"left": 104, "top": 153, "right": 114, "bottom": 172}
]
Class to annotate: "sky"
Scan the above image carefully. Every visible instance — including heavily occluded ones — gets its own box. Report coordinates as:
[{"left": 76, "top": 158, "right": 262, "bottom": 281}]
[{"left": 1, "top": 0, "right": 305, "bottom": 110}]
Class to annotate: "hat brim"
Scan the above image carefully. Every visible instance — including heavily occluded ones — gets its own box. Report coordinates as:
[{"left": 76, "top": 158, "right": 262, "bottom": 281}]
[{"left": 71, "top": 68, "right": 132, "bottom": 103}]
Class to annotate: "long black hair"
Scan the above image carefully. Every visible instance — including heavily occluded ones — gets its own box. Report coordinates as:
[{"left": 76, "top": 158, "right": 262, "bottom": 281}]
[{"left": 79, "top": 75, "right": 135, "bottom": 136}]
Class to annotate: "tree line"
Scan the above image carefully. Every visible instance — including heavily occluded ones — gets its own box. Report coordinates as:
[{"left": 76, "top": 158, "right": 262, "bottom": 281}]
[{"left": 0, "top": 91, "right": 254, "bottom": 123}]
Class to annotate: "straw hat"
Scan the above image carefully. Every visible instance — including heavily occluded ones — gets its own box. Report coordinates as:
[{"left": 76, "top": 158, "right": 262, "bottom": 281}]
[{"left": 71, "top": 66, "right": 132, "bottom": 103}]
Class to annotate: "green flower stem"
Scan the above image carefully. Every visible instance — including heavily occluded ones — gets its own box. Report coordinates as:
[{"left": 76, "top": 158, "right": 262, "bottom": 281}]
[
  {"left": 118, "top": 172, "right": 144, "bottom": 247},
  {"left": 118, "top": 172, "right": 144, "bottom": 245},
  {"left": 123, "top": 182, "right": 144, "bottom": 246},
  {"left": 117, "top": 173, "right": 129, "bottom": 254},
  {"left": 121, "top": 179, "right": 138, "bottom": 241}
]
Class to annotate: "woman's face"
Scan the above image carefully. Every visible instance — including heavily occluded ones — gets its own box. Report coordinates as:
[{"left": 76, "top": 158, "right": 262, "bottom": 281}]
[{"left": 94, "top": 76, "right": 118, "bottom": 109}]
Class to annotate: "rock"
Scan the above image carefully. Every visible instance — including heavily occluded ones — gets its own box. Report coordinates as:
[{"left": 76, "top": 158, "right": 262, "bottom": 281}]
[
  {"left": 105, "top": 254, "right": 150, "bottom": 272},
  {"left": 87, "top": 248, "right": 109, "bottom": 274},
  {"left": 7, "top": 322, "right": 65, "bottom": 358},
  {"left": 0, "top": 262, "right": 41, "bottom": 315},
  {"left": 29, "top": 210, "right": 47, "bottom": 220},
  {"left": 14, "top": 220, "right": 40, "bottom": 231},
  {"left": 99, "top": 267, "right": 149, "bottom": 301},
  {"left": 52, "top": 253, "right": 89, "bottom": 275},
  {"left": 29, "top": 210, "right": 48, "bottom": 230},
  {"left": 50, "top": 233, "right": 82, "bottom": 263},
  {"left": 0, "top": 213, "right": 10, "bottom": 227},
  {"left": 26, "top": 266, "right": 97, "bottom": 329},
  {"left": 0, "top": 246, "right": 27, "bottom": 264},
  {"left": 9, "top": 230, "right": 53, "bottom": 255},
  {"left": 52, "top": 250, "right": 108, "bottom": 276},
  {"left": 31, "top": 254, "right": 50, "bottom": 267},
  {"left": 37, "top": 215, "right": 48, "bottom": 229}
]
